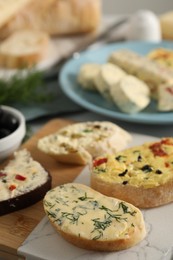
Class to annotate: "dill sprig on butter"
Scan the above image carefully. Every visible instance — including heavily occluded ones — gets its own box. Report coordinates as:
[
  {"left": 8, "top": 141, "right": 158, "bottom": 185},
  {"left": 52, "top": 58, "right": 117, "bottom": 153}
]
[{"left": 0, "top": 70, "right": 53, "bottom": 104}]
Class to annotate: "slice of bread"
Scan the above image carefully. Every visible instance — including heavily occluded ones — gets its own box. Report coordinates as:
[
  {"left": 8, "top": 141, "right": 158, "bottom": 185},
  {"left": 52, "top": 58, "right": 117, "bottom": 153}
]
[
  {"left": 37, "top": 121, "right": 132, "bottom": 166},
  {"left": 43, "top": 183, "right": 146, "bottom": 251},
  {"left": 91, "top": 137, "right": 173, "bottom": 208},
  {"left": 0, "top": 149, "right": 51, "bottom": 216},
  {"left": 0, "top": 0, "right": 33, "bottom": 28},
  {"left": 0, "top": 29, "right": 50, "bottom": 69}
]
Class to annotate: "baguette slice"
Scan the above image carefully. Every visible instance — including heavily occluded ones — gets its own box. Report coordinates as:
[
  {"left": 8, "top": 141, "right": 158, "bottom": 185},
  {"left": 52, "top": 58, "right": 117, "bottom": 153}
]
[
  {"left": 43, "top": 183, "right": 146, "bottom": 251},
  {"left": 91, "top": 137, "right": 173, "bottom": 208},
  {"left": 0, "top": 149, "right": 51, "bottom": 216},
  {"left": 0, "top": 29, "right": 50, "bottom": 69},
  {"left": 37, "top": 121, "right": 132, "bottom": 165}
]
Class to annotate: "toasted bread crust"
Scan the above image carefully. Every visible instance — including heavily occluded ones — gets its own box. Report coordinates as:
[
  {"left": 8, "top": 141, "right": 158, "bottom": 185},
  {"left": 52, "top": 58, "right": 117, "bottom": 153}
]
[
  {"left": 91, "top": 174, "right": 173, "bottom": 208},
  {"left": 52, "top": 221, "right": 145, "bottom": 251}
]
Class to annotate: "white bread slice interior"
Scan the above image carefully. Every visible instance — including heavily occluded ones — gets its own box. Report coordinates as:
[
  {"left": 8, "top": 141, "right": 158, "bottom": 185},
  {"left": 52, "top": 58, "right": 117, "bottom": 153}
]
[
  {"left": 37, "top": 121, "right": 132, "bottom": 165},
  {"left": 43, "top": 183, "right": 146, "bottom": 251},
  {"left": 0, "top": 29, "right": 50, "bottom": 69}
]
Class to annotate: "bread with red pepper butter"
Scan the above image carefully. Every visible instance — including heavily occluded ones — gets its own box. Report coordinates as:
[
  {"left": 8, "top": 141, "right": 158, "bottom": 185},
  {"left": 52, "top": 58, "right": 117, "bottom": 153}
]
[
  {"left": 91, "top": 137, "right": 173, "bottom": 208},
  {"left": 0, "top": 149, "right": 51, "bottom": 216},
  {"left": 37, "top": 121, "right": 132, "bottom": 165}
]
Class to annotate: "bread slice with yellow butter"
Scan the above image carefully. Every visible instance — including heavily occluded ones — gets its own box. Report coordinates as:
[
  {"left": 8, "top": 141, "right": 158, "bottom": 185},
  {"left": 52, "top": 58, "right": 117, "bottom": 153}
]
[
  {"left": 91, "top": 137, "right": 173, "bottom": 208},
  {"left": 43, "top": 183, "right": 146, "bottom": 251},
  {"left": 38, "top": 121, "right": 132, "bottom": 165}
]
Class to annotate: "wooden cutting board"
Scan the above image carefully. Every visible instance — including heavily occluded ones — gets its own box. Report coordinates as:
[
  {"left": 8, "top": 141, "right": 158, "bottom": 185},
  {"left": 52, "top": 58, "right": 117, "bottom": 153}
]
[{"left": 0, "top": 119, "right": 84, "bottom": 260}]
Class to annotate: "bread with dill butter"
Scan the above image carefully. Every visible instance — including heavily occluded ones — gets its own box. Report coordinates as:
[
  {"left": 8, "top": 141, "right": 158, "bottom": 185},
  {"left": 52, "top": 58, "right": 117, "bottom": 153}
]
[
  {"left": 43, "top": 183, "right": 146, "bottom": 251},
  {"left": 91, "top": 137, "right": 173, "bottom": 208},
  {"left": 0, "top": 149, "right": 51, "bottom": 216},
  {"left": 37, "top": 121, "right": 132, "bottom": 166}
]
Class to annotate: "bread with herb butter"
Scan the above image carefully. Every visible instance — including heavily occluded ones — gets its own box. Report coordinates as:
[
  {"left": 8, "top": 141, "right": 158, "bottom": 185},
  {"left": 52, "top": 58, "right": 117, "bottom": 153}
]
[
  {"left": 37, "top": 121, "right": 132, "bottom": 165},
  {"left": 0, "top": 29, "right": 50, "bottom": 69},
  {"left": 91, "top": 137, "right": 173, "bottom": 208},
  {"left": 0, "top": 149, "right": 51, "bottom": 216},
  {"left": 43, "top": 183, "right": 146, "bottom": 251}
]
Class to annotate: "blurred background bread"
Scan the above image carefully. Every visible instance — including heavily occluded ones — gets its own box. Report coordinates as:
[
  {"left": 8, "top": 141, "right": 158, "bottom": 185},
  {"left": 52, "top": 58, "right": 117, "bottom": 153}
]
[
  {"left": 0, "top": 30, "right": 50, "bottom": 69},
  {"left": 0, "top": 0, "right": 101, "bottom": 39},
  {"left": 160, "top": 11, "right": 173, "bottom": 40},
  {"left": 0, "top": 0, "right": 33, "bottom": 28},
  {"left": 0, "top": 0, "right": 101, "bottom": 69}
]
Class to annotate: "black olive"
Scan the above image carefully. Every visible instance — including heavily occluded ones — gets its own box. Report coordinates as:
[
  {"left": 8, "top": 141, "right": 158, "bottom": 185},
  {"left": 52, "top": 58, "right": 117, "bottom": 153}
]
[
  {"left": 0, "top": 108, "right": 3, "bottom": 119},
  {"left": 0, "top": 128, "right": 12, "bottom": 139},
  {"left": 0, "top": 110, "right": 19, "bottom": 132}
]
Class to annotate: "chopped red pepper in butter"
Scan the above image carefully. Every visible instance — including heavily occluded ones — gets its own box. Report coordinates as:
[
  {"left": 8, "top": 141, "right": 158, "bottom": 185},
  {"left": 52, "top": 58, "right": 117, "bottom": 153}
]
[{"left": 93, "top": 158, "right": 107, "bottom": 167}]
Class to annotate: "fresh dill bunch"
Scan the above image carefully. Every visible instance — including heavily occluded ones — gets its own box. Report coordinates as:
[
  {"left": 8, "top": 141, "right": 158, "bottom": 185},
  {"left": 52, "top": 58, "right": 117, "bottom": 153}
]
[{"left": 0, "top": 70, "right": 53, "bottom": 104}]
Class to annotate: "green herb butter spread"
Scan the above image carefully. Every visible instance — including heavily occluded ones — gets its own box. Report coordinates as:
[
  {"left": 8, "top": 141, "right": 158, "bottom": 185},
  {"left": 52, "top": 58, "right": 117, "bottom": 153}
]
[{"left": 43, "top": 183, "right": 144, "bottom": 241}]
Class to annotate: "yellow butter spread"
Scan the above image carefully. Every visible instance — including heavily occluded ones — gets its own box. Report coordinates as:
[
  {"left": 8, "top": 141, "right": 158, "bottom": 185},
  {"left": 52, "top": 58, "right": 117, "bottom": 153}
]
[
  {"left": 93, "top": 138, "right": 173, "bottom": 188},
  {"left": 43, "top": 183, "right": 140, "bottom": 241},
  {"left": 148, "top": 48, "right": 173, "bottom": 70}
]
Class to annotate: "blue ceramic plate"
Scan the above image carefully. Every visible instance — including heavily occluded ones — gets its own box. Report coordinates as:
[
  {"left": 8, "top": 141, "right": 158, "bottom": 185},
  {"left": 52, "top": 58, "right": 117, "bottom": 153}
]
[{"left": 59, "top": 41, "right": 173, "bottom": 124}]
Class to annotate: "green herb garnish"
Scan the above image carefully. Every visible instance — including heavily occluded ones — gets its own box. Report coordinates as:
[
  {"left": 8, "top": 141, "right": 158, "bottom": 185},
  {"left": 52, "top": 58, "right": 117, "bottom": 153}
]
[
  {"left": 0, "top": 70, "right": 53, "bottom": 104},
  {"left": 78, "top": 192, "right": 93, "bottom": 201}
]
